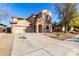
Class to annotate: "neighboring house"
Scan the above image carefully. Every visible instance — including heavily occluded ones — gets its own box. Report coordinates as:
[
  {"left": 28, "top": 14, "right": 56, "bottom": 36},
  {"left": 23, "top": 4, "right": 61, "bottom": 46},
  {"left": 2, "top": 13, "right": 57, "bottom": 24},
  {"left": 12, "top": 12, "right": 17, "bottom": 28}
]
[
  {"left": 52, "top": 25, "right": 62, "bottom": 32},
  {"left": 11, "top": 10, "right": 52, "bottom": 33},
  {"left": 0, "top": 23, "right": 7, "bottom": 32}
]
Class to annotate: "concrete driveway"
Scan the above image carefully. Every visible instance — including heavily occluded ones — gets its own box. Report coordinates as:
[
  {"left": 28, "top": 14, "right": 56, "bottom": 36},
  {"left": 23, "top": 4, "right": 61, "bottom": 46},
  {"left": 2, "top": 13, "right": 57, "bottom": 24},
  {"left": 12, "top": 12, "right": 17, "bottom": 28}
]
[{"left": 11, "top": 33, "right": 79, "bottom": 56}]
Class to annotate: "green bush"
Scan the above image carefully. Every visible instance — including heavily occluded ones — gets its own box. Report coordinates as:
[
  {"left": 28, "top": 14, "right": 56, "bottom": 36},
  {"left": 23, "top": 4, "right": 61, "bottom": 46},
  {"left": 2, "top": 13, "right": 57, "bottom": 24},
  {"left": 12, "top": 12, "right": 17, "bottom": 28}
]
[{"left": 69, "top": 18, "right": 79, "bottom": 27}]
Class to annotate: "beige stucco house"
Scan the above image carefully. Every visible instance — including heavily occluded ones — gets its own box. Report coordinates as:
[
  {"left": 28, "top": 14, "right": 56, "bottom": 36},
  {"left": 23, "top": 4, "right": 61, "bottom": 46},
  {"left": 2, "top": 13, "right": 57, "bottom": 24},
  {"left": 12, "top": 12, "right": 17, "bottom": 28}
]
[{"left": 11, "top": 10, "right": 52, "bottom": 33}]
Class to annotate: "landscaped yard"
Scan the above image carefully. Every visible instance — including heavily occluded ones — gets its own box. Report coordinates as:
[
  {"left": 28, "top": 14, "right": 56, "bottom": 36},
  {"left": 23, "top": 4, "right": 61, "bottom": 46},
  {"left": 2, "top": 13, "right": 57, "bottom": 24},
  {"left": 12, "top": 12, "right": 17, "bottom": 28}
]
[{"left": 44, "top": 32, "right": 79, "bottom": 40}]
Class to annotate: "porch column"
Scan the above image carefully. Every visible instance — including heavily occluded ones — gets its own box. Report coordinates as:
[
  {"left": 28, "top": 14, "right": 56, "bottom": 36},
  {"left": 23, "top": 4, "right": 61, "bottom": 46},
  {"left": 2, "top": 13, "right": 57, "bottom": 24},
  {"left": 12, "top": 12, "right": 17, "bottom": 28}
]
[
  {"left": 50, "top": 24, "right": 52, "bottom": 32},
  {"left": 50, "top": 27, "right": 52, "bottom": 32},
  {"left": 36, "top": 22, "right": 39, "bottom": 34}
]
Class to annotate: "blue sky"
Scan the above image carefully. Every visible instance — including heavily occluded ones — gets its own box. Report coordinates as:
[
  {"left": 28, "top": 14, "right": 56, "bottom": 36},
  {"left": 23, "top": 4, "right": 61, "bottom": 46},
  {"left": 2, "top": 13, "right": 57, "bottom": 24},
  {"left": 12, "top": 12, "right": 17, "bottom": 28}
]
[{"left": 0, "top": 3, "right": 60, "bottom": 27}]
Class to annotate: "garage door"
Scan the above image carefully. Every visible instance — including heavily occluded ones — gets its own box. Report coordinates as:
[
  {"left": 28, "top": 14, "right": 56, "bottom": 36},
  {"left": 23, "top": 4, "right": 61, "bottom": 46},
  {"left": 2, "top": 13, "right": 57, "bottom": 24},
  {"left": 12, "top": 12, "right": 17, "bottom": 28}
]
[{"left": 12, "top": 26, "right": 26, "bottom": 33}]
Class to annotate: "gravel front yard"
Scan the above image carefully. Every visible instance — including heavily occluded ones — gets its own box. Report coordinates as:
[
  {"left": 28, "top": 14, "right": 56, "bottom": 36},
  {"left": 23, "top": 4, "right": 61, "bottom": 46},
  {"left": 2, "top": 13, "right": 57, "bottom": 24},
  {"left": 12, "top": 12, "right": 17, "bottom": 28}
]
[
  {"left": 44, "top": 32, "right": 78, "bottom": 40},
  {"left": 0, "top": 33, "right": 12, "bottom": 56}
]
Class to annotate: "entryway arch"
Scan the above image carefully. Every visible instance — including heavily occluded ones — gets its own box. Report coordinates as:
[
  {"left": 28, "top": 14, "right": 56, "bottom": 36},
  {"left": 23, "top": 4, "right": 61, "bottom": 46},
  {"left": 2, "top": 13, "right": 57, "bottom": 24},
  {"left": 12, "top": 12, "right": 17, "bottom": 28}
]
[
  {"left": 34, "top": 25, "right": 36, "bottom": 32},
  {"left": 38, "top": 24, "right": 42, "bottom": 33}
]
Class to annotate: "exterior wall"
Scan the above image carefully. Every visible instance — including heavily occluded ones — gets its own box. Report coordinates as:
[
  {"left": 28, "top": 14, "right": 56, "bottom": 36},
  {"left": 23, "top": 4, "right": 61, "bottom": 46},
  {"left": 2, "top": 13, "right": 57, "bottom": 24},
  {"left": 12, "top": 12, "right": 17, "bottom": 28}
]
[
  {"left": 35, "top": 17, "right": 52, "bottom": 33},
  {"left": 35, "top": 10, "right": 52, "bottom": 33},
  {"left": 32, "top": 24, "right": 36, "bottom": 32},
  {"left": 12, "top": 17, "right": 30, "bottom": 33},
  {"left": 36, "top": 18, "right": 44, "bottom": 33}
]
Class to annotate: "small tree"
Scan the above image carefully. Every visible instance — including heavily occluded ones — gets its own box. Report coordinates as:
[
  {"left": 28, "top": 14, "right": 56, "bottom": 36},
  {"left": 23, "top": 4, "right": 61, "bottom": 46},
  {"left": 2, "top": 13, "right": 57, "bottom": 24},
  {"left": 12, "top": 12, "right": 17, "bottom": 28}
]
[
  {"left": 0, "top": 4, "right": 10, "bottom": 21},
  {"left": 69, "top": 17, "right": 79, "bottom": 31},
  {"left": 54, "top": 3, "right": 78, "bottom": 33}
]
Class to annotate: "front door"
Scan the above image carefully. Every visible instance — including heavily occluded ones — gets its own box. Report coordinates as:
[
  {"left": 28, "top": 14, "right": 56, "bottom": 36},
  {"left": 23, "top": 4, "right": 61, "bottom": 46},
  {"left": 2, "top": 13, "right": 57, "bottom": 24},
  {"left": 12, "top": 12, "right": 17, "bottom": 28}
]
[{"left": 38, "top": 24, "right": 42, "bottom": 33}]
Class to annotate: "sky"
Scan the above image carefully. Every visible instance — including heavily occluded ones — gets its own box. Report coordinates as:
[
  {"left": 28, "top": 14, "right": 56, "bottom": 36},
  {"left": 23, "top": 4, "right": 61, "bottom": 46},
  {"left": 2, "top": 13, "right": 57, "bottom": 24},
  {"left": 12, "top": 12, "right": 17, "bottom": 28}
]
[{"left": 0, "top": 3, "right": 60, "bottom": 27}]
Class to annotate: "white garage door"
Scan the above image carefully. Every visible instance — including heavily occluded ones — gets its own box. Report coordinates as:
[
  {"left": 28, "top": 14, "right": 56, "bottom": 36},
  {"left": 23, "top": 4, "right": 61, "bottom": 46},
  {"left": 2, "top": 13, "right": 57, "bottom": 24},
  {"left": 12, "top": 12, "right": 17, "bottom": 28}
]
[{"left": 12, "top": 26, "right": 26, "bottom": 33}]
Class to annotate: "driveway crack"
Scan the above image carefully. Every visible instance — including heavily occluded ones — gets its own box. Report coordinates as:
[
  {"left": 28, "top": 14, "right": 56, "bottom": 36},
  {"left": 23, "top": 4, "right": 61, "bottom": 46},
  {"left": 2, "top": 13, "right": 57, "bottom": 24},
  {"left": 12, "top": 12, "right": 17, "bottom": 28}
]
[{"left": 42, "top": 48, "right": 53, "bottom": 56}]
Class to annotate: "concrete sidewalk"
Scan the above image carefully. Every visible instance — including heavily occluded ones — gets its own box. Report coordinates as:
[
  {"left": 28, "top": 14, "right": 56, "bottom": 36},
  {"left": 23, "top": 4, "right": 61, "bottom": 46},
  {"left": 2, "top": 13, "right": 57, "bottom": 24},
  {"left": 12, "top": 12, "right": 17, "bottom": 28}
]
[{"left": 11, "top": 33, "right": 79, "bottom": 56}]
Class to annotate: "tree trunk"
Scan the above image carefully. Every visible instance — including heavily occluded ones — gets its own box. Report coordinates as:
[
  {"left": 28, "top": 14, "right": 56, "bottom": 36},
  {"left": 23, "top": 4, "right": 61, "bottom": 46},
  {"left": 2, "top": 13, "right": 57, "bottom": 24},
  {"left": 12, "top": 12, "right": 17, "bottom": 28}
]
[
  {"left": 65, "top": 25, "right": 67, "bottom": 33},
  {"left": 64, "top": 21, "right": 68, "bottom": 33}
]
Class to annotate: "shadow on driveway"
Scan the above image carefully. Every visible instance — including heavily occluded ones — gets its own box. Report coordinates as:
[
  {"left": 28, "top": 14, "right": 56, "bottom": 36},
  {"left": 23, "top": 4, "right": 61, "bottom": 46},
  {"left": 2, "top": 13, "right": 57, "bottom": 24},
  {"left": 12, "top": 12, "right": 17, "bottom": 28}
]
[{"left": 67, "top": 37, "right": 79, "bottom": 43}]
